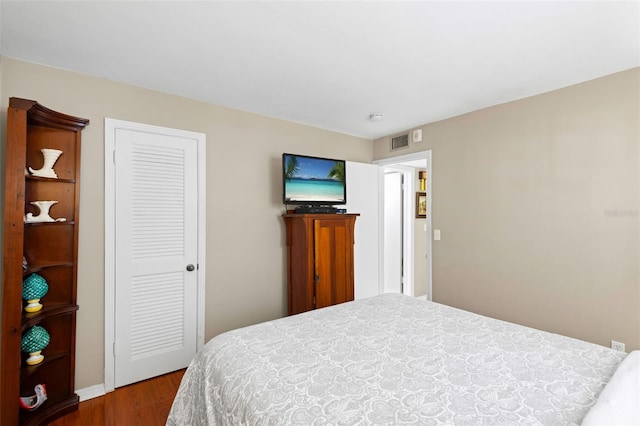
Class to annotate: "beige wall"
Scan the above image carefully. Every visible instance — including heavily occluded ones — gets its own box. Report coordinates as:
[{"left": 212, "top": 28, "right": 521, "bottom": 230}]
[
  {"left": 375, "top": 68, "right": 640, "bottom": 351},
  {"left": 0, "top": 57, "right": 372, "bottom": 389}
]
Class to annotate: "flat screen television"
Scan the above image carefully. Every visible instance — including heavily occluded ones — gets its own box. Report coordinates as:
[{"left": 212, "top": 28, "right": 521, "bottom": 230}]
[{"left": 282, "top": 153, "right": 346, "bottom": 206}]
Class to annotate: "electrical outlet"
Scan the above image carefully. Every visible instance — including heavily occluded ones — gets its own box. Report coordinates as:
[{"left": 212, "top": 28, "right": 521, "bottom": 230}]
[{"left": 611, "top": 340, "right": 625, "bottom": 352}]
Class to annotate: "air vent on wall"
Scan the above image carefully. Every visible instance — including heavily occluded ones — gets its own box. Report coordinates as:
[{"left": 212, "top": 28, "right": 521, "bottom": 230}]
[{"left": 391, "top": 134, "right": 409, "bottom": 151}]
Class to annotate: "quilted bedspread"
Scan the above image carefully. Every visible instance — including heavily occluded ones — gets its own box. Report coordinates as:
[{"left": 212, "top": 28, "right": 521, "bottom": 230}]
[{"left": 167, "top": 293, "right": 626, "bottom": 425}]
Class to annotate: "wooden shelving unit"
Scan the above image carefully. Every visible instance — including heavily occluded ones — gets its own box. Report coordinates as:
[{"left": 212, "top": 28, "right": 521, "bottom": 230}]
[
  {"left": 1, "top": 98, "right": 89, "bottom": 425},
  {"left": 283, "top": 213, "right": 358, "bottom": 315}
]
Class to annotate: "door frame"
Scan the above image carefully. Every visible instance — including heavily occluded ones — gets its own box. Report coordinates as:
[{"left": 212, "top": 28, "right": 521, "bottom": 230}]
[
  {"left": 103, "top": 118, "right": 206, "bottom": 392},
  {"left": 374, "top": 150, "right": 432, "bottom": 300}
]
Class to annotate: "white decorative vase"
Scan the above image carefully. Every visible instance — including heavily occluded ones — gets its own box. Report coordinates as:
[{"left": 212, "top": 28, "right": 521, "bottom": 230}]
[
  {"left": 24, "top": 200, "right": 66, "bottom": 223},
  {"left": 29, "top": 148, "right": 63, "bottom": 179}
]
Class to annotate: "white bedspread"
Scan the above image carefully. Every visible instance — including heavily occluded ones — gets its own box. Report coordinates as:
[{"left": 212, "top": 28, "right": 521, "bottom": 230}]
[
  {"left": 581, "top": 350, "right": 640, "bottom": 426},
  {"left": 167, "top": 294, "right": 626, "bottom": 425}
]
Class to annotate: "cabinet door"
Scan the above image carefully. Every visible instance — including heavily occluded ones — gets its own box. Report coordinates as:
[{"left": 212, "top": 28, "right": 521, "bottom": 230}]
[{"left": 313, "top": 218, "right": 354, "bottom": 309}]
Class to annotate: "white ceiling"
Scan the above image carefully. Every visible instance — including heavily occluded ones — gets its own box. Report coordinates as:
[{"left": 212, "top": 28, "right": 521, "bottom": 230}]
[{"left": 1, "top": 1, "right": 638, "bottom": 139}]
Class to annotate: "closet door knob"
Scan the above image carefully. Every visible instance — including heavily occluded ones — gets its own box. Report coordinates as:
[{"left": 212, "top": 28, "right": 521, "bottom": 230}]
[{"left": 186, "top": 264, "right": 195, "bottom": 272}]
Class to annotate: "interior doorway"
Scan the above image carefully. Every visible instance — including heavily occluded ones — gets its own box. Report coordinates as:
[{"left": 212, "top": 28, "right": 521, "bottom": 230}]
[{"left": 375, "top": 151, "right": 432, "bottom": 300}]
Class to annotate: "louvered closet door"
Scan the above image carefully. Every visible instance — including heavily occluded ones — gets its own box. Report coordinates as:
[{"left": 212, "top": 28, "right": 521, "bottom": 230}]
[{"left": 114, "top": 128, "right": 198, "bottom": 388}]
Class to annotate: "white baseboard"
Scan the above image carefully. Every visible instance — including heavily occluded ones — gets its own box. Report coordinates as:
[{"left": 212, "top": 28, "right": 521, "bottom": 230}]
[{"left": 76, "top": 383, "right": 106, "bottom": 402}]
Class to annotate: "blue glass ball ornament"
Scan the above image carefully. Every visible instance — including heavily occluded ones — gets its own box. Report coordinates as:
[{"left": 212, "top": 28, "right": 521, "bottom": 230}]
[
  {"left": 22, "top": 273, "right": 49, "bottom": 313},
  {"left": 21, "top": 325, "right": 50, "bottom": 365}
]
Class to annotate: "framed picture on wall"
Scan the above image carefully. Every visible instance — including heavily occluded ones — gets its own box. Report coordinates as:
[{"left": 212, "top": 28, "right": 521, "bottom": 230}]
[{"left": 416, "top": 192, "right": 426, "bottom": 218}]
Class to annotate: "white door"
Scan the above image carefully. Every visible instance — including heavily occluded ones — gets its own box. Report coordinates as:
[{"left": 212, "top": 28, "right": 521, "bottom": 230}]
[
  {"left": 383, "top": 172, "right": 403, "bottom": 293},
  {"left": 113, "top": 127, "right": 200, "bottom": 387},
  {"left": 346, "top": 161, "right": 380, "bottom": 299}
]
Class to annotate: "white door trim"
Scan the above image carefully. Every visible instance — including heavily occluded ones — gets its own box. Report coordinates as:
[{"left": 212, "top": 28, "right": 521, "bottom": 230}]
[
  {"left": 374, "top": 151, "right": 432, "bottom": 301},
  {"left": 104, "top": 118, "right": 206, "bottom": 392},
  {"left": 425, "top": 151, "right": 433, "bottom": 301}
]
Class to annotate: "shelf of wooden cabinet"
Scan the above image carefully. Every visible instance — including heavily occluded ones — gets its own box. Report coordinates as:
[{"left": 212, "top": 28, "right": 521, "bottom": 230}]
[
  {"left": 23, "top": 262, "right": 74, "bottom": 276},
  {"left": 19, "top": 394, "right": 79, "bottom": 426},
  {"left": 23, "top": 221, "right": 75, "bottom": 227},
  {"left": 20, "top": 352, "right": 71, "bottom": 378},
  {"left": 25, "top": 175, "right": 76, "bottom": 184},
  {"left": 21, "top": 304, "right": 79, "bottom": 331}
]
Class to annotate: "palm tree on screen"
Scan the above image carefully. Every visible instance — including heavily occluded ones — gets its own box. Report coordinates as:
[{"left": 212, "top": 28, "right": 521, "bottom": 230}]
[
  {"left": 284, "top": 156, "right": 299, "bottom": 180},
  {"left": 327, "top": 162, "right": 345, "bottom": 182}
]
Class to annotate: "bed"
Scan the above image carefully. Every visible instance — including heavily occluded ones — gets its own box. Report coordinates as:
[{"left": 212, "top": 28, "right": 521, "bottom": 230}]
[{"left": 167, "top": 293, "right": 637, "bottom": 425}]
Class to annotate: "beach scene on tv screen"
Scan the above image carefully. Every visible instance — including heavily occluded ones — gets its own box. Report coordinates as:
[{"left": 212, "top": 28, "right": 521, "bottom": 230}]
[{"left": 284, "top": 155, "right": 345, "bottom": 202}]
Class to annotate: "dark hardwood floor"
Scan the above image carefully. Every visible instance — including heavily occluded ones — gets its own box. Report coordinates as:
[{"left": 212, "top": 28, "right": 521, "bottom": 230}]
[{"left": 49, "top": 369, "right": 185, "bottom": 426}]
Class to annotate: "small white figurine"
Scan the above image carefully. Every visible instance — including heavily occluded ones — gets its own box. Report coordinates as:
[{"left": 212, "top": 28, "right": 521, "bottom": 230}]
[
  {"left": 24, "top": 201, "right": 66, "bottom": 223},
  {"left": 19, "top": 384, "right": 48, "bottom": 411},
  {"left": 28, "top": 148, "right": 63, "bottom": 179}
]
